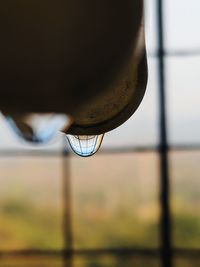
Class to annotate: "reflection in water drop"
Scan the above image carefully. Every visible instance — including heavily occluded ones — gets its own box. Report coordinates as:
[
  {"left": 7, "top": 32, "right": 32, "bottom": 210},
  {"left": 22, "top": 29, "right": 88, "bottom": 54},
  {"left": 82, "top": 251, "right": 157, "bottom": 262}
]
[
  {"left": 6, "top": 113, "right": 70, "bottom": 144},
  {"left": 66, "top": 134, "right": 104, "bottom": 157}
]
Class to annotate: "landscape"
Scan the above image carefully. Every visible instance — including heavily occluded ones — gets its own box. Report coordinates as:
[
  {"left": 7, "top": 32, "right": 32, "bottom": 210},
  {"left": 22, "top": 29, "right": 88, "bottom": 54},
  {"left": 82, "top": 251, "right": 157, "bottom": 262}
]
[{"left": 0, "top": 151, "right": 199, "bottom": 266}]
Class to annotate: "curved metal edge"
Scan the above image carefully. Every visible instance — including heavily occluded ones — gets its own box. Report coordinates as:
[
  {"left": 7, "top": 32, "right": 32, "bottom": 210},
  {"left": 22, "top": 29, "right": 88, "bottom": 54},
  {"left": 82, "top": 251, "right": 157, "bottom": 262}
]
[{"left": 66, "top": 50, "right": 148, "bottom": 135}]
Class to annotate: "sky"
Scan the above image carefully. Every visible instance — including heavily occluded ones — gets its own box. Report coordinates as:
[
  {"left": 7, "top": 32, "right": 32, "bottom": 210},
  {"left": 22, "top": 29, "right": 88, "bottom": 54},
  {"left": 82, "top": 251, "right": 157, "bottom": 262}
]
[{"left": 0, "top": 0, "right": 199, "bottom": 150}]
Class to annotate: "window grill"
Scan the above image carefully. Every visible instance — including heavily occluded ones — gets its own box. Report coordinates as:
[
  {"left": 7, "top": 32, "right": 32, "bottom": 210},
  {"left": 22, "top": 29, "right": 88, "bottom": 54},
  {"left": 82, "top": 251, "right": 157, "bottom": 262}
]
[{"left": 0, "top": 1, "right": 200, "bottom": 267}]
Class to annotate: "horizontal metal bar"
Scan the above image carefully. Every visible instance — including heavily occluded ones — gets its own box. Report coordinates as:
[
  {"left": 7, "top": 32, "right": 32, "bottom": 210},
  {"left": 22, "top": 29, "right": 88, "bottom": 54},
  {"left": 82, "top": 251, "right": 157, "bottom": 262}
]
[
  {"left": 98, "top": 144, "right": 200, "bottom": 154},
  {"left": 0, "top": 149, "right": 68, "bottom": 157},
  {"left": 148, "top": 49, "right": 200, "bottom": 58},
  {"left": 0, "top": 144, "right": 199, "bottom": 157},
  {"left": 0, "top": 248, "right": 200, "bottom": 259}
]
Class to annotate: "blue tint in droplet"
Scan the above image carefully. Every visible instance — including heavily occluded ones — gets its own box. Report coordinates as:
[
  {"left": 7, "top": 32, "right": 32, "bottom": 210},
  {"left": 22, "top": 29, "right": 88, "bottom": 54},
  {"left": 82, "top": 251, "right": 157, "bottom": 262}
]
[{"left": 66, "top": 134, "right": 104, "bottom": 157}]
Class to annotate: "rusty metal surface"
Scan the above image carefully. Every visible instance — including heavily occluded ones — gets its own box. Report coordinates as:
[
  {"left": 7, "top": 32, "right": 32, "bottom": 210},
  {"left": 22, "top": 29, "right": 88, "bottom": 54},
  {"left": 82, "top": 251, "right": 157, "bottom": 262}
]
[
  {"left": 67, "top": 51, "right": 147, "bottom": 135},
  {"left": 67, "top": 23, "right": 148, "bottom": 135}
]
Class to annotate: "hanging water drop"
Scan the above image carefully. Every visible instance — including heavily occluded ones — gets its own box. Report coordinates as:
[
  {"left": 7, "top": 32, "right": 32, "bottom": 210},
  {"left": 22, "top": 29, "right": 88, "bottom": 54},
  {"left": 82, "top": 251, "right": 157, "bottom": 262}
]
[{"left": 66, "top": 134, "right": 104, "bottom": 157}]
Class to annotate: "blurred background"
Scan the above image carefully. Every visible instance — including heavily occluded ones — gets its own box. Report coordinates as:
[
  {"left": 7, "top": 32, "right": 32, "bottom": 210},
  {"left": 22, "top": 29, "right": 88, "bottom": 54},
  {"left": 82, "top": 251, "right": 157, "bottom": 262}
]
[{"left": 0, "top": 0, "right": 200, "bottom": 266}]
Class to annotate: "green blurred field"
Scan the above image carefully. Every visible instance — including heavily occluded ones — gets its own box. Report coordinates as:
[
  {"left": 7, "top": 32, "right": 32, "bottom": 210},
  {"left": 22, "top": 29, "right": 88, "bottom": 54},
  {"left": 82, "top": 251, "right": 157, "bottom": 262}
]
[{"left": 0, "top": 151, "right": 199, "bottom": 266}]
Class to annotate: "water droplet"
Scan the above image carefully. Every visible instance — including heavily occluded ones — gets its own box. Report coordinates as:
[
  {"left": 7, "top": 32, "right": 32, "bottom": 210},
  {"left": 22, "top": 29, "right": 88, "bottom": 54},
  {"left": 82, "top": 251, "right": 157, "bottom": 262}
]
[
  {"left": 6, "top": 113, "right": 71, "bottom": 144},
  {"left": 66, "top": 134, "right": 104, "bottom": 157}
]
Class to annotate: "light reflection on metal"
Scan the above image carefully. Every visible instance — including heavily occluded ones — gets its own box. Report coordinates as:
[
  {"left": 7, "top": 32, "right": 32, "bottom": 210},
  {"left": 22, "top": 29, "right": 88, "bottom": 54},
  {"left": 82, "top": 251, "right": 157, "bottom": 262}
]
[{"left": 6, "top": 113, "right": 71, "bottom": 144}]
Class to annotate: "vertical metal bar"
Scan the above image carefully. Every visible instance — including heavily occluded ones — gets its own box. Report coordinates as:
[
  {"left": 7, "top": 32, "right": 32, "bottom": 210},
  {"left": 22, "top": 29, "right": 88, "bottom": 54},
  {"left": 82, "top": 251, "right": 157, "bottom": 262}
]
[
  {"left": 62, "top": 147, "right": 73, "bottom": 267},
  {"left": 156, "top": 0, "right": 173, "bottom": 267}
]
